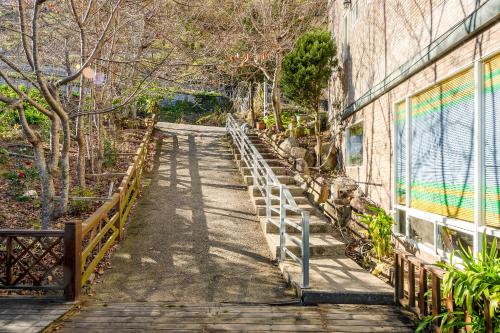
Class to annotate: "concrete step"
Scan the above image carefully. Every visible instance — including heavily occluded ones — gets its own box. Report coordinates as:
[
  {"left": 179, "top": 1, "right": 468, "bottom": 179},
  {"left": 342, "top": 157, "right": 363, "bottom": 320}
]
[
  {"left": 255, "top": 203, "right": 319, "bottom": 217},
  {"left": 234, "top": 152, "right": 276, "bottom": 160},
  {"left": 240, "top": 159, "right": 286, "bottom": 168},
  {"left": 252, "top": 196, "right": 310, "bottom": 206},
  {"left": 279, "top": 257, "right": 394, "bottom": 305},
  {"left": 265, "top": 233, "right": 345, "bottom": 259},
  {"left": 244, "top": 175, "right": 295, "bottom": 186},
  {"left": 259, "top": 216, "right": 332, "bottom": 234},
  {"left": 241, "top": 166, "right": 288, "bottom": 176},
  {"left": 249, "top": 185, "right": 304, "bottom": 197}
]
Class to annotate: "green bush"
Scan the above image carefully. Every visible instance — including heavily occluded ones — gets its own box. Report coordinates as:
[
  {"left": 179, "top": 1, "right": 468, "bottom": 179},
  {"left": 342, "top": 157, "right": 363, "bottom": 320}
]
[
  {"left": 0, "top": 147, "right": 9, "bottom": 164},
  {"left": 264, "top": 111, "right": 295, "bottom": 130},
  {"left": 358, "top": 206, "right": 394, "bottom": 262},
  {"left": 103, "top": 139, "right": 118, "bottom": 168},
  {"left": 417, "top": 236, "right": 500, "bottom": 333},
  {"left": 2, "top": 161, "right": 39, "bottom": 201},
  {"left": 70, "top": 187, "right": 96, "bottom": 214}
]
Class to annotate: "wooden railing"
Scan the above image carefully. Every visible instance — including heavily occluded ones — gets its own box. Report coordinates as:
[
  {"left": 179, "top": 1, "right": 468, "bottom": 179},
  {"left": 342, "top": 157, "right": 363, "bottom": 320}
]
[
  {"left": 0, "top": 116, "right": 156, "bottom": 300},
  {"left": 394, "top": 249, "right": 494, "bottom": 333}
]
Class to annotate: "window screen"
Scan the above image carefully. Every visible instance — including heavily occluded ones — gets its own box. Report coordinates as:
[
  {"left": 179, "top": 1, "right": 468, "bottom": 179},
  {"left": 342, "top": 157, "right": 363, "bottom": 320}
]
[
  {"left": 410, "top": 68, "right": 475, "bottom": 222},
  {"left": 395, "top": 101, "right": 406, "bottom": 205},
  {"left": 484, "top": 54, "right": 500, "bottom": 228}
]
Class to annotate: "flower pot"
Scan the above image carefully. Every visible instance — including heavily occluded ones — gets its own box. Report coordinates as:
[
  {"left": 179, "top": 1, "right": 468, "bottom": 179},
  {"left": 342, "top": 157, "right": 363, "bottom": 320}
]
[{"left": 255, "top": 122, "right": 266, "bottom": 130}]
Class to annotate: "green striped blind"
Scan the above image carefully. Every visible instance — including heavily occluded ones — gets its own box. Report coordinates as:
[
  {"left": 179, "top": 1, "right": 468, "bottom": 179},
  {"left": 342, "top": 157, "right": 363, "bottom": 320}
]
[
  {"left": 410, "top": 68, "right": 475, "bottom": 222},
  {"left": 395, "top": 101, "right": 406, "bottom": 205},
  {"left": 484, "top": 54, "right": 500, "bottom": 228}
]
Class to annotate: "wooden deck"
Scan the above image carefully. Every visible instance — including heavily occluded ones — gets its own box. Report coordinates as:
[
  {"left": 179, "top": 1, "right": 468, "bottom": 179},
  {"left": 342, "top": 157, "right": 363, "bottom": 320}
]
[
  {"left": 0, "top": 298, "right": 74, "bottom": 333},
  {"left": 54, "top": 302, "right": 415, "bottom": 332}
]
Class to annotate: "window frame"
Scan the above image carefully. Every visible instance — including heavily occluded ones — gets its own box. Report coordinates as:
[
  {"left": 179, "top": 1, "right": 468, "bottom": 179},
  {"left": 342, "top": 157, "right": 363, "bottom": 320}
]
[
  {"left": 392, "top": 48, "right": 500, "bottom": 261},
  {"left": 345, "top": 120, "right": 364, "bottom": 167}
]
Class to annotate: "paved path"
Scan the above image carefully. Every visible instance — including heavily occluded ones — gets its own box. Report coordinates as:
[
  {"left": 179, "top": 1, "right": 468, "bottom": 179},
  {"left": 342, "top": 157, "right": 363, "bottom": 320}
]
[{"left": 53, "top": 123, "right": 414, "bottom": 332}]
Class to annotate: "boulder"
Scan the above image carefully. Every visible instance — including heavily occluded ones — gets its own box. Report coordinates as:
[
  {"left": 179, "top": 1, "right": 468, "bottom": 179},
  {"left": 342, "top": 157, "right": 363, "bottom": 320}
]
[
  {"left": 295, "top": 158, "right": 310, "bottom": 176},
  {"left": 23, "top": 190, "right": 38, "bottom": 199},
  {"left": 350, "top": 196, "right": 375, "bottom": 215},
  {"left": 278, "top": 137, "right": 298, "bottom": 158},
  {"left": 311, "top": 177, "right": 330, "bottom": 203},
  {"left": 290, "top": 147, "right": 315, "bottom": 166}
]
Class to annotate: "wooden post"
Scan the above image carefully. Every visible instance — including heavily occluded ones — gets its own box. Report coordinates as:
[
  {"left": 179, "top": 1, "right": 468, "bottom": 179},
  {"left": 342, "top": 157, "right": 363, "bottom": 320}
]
[
  {"left": 64, "top": 221, "right": 82, "bottom": 301},
  {"left": 418, "top": 264, "right": 428, "bottom": 316},
  {"left": 399, "top": 255, "right": 405, "bottom": 304},
  {"left": 119, "top": 190, "right": 125, "bottom": 240},
  {"left": 408, "top": 260, "right": 415, "bottom": 309},
  {"left": 431, "top": 272, "right": 441, "bottom": 332},
  {"left": 394, "top": 252, "right": 400, "bottom": 304},
  {"left": 6, "top": 236, "right": 13, "bottom": 286}
]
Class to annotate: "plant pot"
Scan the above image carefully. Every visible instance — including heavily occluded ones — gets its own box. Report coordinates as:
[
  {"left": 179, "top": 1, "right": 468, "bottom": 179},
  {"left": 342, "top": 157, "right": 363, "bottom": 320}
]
[{"left": 255, "top": 122, "right": 266, "bottom": 130}]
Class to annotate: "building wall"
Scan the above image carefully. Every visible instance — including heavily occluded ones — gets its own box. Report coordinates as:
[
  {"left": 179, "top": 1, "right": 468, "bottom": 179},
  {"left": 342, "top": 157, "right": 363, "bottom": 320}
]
[{"left": 328, "top": 0, "right": 500, "bottom": 211}]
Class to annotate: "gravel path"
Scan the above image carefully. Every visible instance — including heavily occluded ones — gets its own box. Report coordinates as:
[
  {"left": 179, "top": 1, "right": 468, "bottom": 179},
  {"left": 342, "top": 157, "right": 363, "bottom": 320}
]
[{"left": 91, "top": 123, "right": 294, "bottom": 303}]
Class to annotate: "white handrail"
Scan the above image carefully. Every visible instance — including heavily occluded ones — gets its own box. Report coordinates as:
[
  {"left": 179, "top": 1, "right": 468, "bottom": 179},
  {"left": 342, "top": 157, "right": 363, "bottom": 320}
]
[{"left": 226, "top": 114, "right": 309, "bottom": 288}]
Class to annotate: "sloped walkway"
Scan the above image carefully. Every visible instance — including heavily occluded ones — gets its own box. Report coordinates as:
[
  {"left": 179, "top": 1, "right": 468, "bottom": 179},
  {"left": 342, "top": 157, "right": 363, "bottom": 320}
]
[
  {"left": 87, "top": 123, "right": 294, "bottom": 304},
  {"left": 53, "top": 123, "right": 413, "bottom": 332}
]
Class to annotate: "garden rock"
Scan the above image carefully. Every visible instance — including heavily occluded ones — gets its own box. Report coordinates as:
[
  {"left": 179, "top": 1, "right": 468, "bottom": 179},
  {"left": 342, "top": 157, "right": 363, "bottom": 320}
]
[
  {"left": 278, "top": 137, "right": 298, "bottom": 157},
  {"left": 290, "top": 147, "right": 315, "bottom": 166},
  {"left": 350, "top": 196, "right": 374, "bottom": 215},
  {"left": 23, "top": 190, "right": 38, "bottom": 199},
  {"left": 295, "top": 158, "right": 310, "bottom": 176}
]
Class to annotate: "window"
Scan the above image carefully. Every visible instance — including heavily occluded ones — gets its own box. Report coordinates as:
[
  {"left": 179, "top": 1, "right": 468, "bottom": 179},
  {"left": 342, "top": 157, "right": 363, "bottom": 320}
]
[
  {"left": 393, "top": 52, "right": 500, "bottom": 259},
  {"left": 346, "top": 122, "right": 363, "bottom": 166}
]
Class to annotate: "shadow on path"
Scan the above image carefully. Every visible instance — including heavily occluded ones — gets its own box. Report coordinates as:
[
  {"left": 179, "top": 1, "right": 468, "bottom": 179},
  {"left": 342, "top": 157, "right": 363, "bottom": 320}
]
[{"left": 91, "top": 123, "right": 293, "bottom": 303}]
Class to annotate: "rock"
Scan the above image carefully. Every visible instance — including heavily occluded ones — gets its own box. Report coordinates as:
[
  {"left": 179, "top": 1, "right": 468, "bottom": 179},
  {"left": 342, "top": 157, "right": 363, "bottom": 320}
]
[
  {"left": 290, "top": 147, "right": 315, "bottom": 166},
  {"left": 295, "top": 158, "right": 310, "bottom": 176},
  {"left": 278, "top": 137, "right": 298, "bottom": 157},
  {"left": 311, "top": 177, "right": 330, "bottom": 203},
  {"left": 23, "top": 190, "right": 38, "bottom": 199},
  {"left": 325, "top": 200, "right": 352, "bottom": 226},
  {"left": 350, "top": 196, "right": 375, "bottom": 215}
]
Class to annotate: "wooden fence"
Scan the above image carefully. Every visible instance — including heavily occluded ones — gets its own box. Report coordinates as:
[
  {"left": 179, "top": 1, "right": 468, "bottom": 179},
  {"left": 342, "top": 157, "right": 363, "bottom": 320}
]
[
  {"left": 394, "top": 249, "right": 494, "bottom": 333},
  {"left": 0, "top": 116, "right": 156, "bottom": 300}
]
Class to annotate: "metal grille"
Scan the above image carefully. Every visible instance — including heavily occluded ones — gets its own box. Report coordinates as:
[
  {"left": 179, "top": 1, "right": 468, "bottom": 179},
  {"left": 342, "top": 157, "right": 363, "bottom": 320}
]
[
  {"left": 410, "top": 68, "right": 475, "bottom": 222},
  {"left": 484, "top": 54, "right": 500, "bottom": 228},
  {"left": 396, "top": 101, "right": 407, "bottom": 205}
]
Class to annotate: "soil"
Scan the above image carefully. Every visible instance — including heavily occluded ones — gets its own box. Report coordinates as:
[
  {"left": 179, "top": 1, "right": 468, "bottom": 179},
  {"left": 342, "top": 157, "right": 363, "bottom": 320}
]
[{"left": 0, "top": 126, "right": 156, "bottom": 230}]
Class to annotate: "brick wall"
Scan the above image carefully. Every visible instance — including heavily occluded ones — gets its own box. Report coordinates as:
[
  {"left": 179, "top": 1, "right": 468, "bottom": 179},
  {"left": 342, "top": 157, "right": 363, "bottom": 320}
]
[{"left": 328, "top": 0, "right": 500, "bottom": 211}]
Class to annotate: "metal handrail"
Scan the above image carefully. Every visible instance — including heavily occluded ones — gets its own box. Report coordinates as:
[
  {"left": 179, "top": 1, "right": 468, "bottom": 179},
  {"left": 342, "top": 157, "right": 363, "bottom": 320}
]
[{"left": 226, "top": 114, "right": 310, "bottom": 288}]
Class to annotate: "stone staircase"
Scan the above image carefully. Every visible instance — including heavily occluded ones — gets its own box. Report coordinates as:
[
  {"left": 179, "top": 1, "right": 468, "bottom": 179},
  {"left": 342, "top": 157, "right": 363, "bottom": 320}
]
[{"left": 230, "top": 132, "right": 394, "bottom": 305}]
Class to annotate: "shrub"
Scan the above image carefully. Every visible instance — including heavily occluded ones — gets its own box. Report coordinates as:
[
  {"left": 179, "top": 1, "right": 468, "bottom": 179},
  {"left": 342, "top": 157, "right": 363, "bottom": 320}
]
[
  {"left": 416, "top": 236, "right": 500, "bottom": 333},
  {"left": 0, "top": 147, "right": 9, "bottom": 164},
  {"left": 3, "top": 161, "right": 39, "bottom": 201},
  {"left": 358, "top": 206, "right": 394, "bottom": 262},
  {"left": 69, "top": 187, "right": 96, "bottom": 214},
  {"left": 103, "top": 139, "right": 118, "bottom": 168}
]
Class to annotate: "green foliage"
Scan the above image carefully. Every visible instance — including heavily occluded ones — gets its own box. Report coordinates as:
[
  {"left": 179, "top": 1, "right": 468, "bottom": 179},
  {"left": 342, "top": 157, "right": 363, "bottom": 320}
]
[
  {"left": 0, "top": 84, "right": 51, "bottom": 140},
  {"left": 358, "top": 206, "right": 394, "bottom": 262},
  {"left": 416, "top": 236, "right": 500, "bottom": 333},
  {"left": 0, "top": 147, "right": 9, "bottom": 164},
  {"left": 70, "top": 187, "right": 96, "bottom": 214},
  {"left": 2, "top": 160, "right": 39, "bottom": 201},
  {"left": 281, "top": 29, "right": 337, "bottom": 110},
  {"left": 264, "top": 111, "right": 295, "bottom": 130},
  {"left": 103, "top": 139, "right": 118, "bottom": 168}
]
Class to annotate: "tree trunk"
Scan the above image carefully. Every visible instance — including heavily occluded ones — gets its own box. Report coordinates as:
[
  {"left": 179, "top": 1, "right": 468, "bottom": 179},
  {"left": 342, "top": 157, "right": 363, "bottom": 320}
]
[
  {"left": 17, "top": 107, "right": 56, "bottom": 229},
  {"left": 76, "top": 115, "right": 86, "bottom": 188},
  {"left": 55, "top": 117, "right": 71, "bottom": 218},
  {"left": 315, "top": 109, "right": 321, "bottom": 168},
  {"left": 270, "top": 56, "right": 284, "bottom": 132},
  {"left": 249, "top": 81, "right": 255, "bottom": 127},
  {"left": 96, "top": 115, "right": 105, "bottom": 173}
]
